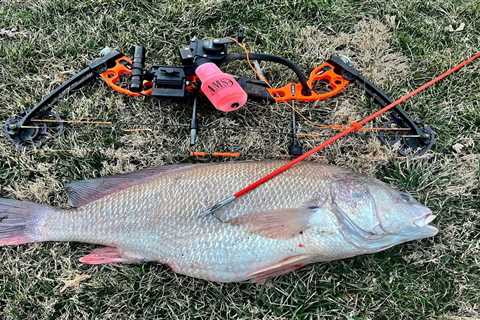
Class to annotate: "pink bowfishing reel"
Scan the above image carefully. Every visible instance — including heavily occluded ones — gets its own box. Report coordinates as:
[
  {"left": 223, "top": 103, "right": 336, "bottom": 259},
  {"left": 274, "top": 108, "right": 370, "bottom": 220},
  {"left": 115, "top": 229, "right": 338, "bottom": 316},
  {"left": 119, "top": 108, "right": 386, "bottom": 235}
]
[{"left": 195, "top": 62, "right": 248, "bottom": 112}]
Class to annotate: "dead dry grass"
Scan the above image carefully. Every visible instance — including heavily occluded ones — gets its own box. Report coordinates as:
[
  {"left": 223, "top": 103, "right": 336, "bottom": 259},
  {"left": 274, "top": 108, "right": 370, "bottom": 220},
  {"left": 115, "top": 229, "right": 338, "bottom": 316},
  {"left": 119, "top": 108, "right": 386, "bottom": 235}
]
[{"left": 0, "top": 0, "right": 479, "bottom": 319}]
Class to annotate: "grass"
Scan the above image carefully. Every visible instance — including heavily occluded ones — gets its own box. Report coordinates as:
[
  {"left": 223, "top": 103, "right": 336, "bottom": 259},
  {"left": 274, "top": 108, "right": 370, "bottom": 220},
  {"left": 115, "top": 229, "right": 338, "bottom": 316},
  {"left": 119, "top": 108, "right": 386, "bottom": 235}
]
[{"left": 0, "top": 0, "right": 479, "bottom": 319}]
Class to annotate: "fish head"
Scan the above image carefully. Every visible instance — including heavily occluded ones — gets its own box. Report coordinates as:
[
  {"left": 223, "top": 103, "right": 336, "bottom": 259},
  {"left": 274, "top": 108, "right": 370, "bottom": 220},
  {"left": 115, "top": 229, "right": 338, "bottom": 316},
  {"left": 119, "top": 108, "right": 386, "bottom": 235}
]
[
  {"left": 365, "top": 179, "right": 438, "bottom": 241},
  {"left": 324, "top": 176, "right": 437, "bottom": 252}
]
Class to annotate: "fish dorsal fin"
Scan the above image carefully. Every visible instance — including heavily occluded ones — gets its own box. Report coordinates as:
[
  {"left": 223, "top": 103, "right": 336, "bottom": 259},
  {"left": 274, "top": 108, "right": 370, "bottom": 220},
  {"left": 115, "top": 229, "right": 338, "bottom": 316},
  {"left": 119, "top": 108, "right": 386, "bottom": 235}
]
[
  {"left": 226, "top": 207, "right": 316, "bottom": 239},
  {"left": 66, "top": 164, "right": 194, "bottom": 207}
]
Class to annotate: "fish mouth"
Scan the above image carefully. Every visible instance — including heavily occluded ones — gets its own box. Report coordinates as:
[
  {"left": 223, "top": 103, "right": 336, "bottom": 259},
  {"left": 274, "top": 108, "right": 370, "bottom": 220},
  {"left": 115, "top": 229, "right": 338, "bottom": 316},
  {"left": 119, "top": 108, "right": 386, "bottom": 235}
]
[
  {"left": 414, "top": 212, "right": 436, "bottom": 227},
  {"left": 413, "top": 211, "right": 438, "bottom": 237}
]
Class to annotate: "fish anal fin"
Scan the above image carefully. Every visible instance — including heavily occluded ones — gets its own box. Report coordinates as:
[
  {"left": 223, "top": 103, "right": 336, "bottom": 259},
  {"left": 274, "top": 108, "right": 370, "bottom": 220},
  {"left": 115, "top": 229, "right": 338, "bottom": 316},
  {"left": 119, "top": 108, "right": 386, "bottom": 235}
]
[
  {"left": 0, "top": 235, "right": 32, "bottom": 246},
  {"left": 66, "top": 164, "right": 193, "bottom": 207},
  {"left": 227, "top": 208, "right": 313, "bottom": 239},
  {"left": 79, "top": 246, "right": 143, "bottom": 265},
  {"left": 248, "top": 255, "right": 311, "bottom": 283}
]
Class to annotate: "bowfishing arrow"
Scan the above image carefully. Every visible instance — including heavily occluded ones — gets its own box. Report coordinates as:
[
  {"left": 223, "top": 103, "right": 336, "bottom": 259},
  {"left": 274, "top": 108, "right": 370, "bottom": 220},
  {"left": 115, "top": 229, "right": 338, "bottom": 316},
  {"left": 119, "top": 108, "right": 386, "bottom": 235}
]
[
  {"left": 3, "top": 32, "right": 435, "bottom": 156},
  {"left": 202, "top": 51, "right": 480, "bottom": 218}
]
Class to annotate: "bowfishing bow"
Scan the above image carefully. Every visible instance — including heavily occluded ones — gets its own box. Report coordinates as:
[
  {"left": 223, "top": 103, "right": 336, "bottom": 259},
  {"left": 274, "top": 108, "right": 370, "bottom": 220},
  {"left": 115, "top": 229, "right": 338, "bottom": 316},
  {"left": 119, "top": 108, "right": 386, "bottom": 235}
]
[{"left": 3, "top": 34, "right": 435, "bottom": 156}]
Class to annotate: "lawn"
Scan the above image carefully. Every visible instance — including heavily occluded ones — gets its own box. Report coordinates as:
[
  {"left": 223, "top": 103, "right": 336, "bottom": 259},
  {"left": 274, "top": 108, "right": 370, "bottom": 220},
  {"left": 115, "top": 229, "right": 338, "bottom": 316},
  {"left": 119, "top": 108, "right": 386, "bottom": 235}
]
[{"left": 0, "top": 0, "right": 479, "bottom": 319}]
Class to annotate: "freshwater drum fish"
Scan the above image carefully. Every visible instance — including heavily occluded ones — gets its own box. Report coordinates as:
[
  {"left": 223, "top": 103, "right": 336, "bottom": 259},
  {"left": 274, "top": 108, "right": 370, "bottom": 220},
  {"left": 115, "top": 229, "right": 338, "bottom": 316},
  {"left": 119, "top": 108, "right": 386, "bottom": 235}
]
[{"left": 0, "top": 161, "right": 437, "bottom": 283}]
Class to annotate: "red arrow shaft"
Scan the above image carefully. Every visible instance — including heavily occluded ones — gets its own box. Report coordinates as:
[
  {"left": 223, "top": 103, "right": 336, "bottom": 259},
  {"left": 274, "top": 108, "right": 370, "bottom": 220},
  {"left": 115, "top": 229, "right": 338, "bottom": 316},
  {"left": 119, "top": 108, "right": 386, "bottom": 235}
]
[{"left": 233, "top": 51, "right": 480, "bottom": 199}]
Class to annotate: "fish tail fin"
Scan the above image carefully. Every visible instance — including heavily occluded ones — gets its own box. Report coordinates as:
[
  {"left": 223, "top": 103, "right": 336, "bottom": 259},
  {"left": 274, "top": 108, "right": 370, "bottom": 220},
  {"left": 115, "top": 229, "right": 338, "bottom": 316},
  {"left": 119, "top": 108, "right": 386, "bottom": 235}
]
[{"left": 0, "top": 198, "right": 53, "bottom": 246}]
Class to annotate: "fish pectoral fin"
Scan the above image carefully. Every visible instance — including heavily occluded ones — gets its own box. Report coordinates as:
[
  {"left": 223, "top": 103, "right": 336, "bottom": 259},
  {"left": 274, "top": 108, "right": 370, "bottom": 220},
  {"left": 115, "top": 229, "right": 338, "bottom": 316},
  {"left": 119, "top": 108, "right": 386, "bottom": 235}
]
[
  {"left": 226, "top": 208, "right": 314, "bottom": 239},
  {"left": 247, "top": 255, "right": 311, "bottom": 283},
  {"left": 66, "top": 164, "right": 194, "bottom": 207},
  {"left": 79, "top": 246, "right": 143, "bottom": 265}
]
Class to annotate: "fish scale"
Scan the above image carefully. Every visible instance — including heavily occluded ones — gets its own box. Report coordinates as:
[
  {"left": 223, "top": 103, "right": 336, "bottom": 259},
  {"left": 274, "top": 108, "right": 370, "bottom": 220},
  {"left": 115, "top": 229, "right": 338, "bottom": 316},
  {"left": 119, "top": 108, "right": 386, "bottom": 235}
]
[{"left": 0, "top": 161, "right": 437, "bottom": 282}]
